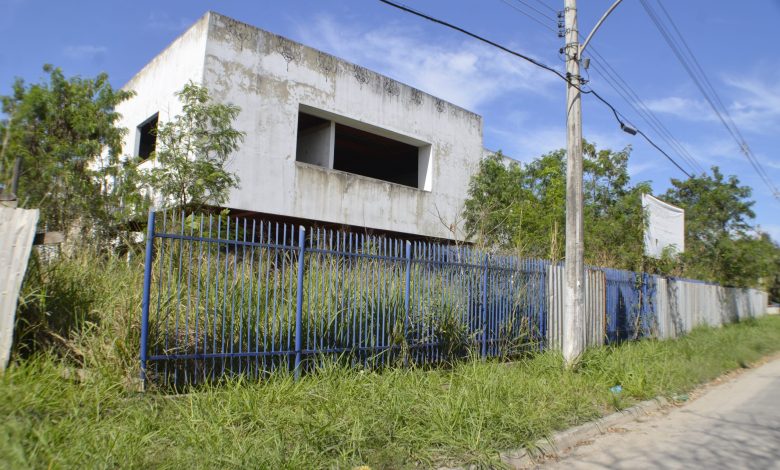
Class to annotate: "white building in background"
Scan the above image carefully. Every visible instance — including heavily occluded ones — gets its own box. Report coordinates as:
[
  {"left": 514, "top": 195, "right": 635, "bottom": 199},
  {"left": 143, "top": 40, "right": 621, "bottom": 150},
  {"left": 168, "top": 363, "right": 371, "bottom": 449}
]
[{"left": 116, "top": 12, "right": 489, "bottom": 240}]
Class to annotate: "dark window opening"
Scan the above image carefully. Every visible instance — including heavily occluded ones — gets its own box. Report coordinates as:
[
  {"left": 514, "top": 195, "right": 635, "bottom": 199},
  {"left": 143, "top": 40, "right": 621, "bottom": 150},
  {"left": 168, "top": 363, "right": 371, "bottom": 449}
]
[
  {"left": 333, "top": 123, "right": 418, "bottom": 188},
  {"left": 137, "top": 113, "right": 158, "bottom": 160},
  {"left": 295, "top": 112, "right": 331, "bottom": 167}
]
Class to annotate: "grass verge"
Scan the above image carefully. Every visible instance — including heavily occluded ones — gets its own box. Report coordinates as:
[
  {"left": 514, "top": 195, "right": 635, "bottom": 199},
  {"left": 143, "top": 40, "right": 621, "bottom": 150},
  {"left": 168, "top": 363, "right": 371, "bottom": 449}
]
[{"left": 2, "top": 316, "right": 780, "bottom": 469}]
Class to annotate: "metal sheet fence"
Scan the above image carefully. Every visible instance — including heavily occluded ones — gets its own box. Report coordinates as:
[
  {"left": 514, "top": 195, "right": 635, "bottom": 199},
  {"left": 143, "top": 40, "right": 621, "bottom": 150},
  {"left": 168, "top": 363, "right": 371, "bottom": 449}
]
[
  {"left": 139, "top": 211, "right": 769, "bottom": 388},
  {"left": 0, "top": 206, "right": 39, "bottom": 372},
  {"left": 546, "top": 266, "right": 606, "bottom": 350},
  {"left": 140, "top": 211, "right": 550, "bottom": 387},
  {"left": 656, "top": 277, "right": 767, "bottom": 338}
]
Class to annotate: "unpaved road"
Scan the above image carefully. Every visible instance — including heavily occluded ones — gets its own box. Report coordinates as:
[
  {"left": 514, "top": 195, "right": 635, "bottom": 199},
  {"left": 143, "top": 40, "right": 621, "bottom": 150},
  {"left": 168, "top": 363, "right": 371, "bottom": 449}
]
[{"left": 542, "top": 357, "right": 780, "bottom": 469}]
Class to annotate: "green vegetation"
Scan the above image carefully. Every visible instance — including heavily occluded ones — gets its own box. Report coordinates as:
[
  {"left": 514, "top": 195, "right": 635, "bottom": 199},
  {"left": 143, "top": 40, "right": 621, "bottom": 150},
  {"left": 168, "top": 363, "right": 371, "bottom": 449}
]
[
  {"left": 662, "top": 168, "right": 779, "bottom": 288},
  {"left": 3, "top": 66, "right": 780, "bottom": 469},
  {"left": 0, "top": 65, "right": 135, "bottom": 241},
  {"left": 464, "top": 143, "right": 651, "bottom": 269},
  {"left": 136, "top": 82, "right": 245, "bottom": 211},
  {"left": 2, "top": 316, "right": 779, "bottom": 468},
  {"left": 464, "top": 144, "right": 780, "bottom": 293},
  {"left": 0, "top": 68, "right": 244, "bottom": 248}
]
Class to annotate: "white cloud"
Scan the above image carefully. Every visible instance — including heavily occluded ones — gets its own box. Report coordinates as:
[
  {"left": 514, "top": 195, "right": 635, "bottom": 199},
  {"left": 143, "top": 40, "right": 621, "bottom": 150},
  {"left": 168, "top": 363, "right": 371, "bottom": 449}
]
[
  {"left": 62, "top": 45, "right": 107, "bottom": 60},
  {"left": 644, "top": 96, "right": 713, "bottom": 121},
  {"left": 486, "top": 124, "right": 564, "bottom": 163},
  {"left": 295, "top": 15, "right": 558, "bottom": 111},
  {"left": 628, "top": 161, "right": 655, "bottom": 178},
  {"left": 722, "top": 75, "right": 780, "bottom": 134},
  {"left": 642, "top": 71, "right": 780, "bottom": 136}
]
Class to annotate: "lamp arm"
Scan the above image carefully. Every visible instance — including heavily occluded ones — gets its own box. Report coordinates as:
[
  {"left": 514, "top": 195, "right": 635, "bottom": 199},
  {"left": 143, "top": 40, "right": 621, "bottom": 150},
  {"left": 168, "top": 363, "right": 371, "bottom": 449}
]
[{"left": 578, "top": 0, "right": 624, "bottom": 59}]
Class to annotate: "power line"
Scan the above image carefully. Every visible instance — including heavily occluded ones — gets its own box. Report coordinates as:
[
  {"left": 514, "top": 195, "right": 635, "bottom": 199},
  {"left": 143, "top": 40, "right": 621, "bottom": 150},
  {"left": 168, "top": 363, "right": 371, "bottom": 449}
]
[
  {"left": 587, "top": 88, "right": 693, "bottom": 178},
  {"left": 589, "top": 60, "right": 697, "bottom": 173},
  {"left": 587, "top": 48, "right": 705, "bottom": 173},
  {"left": 639, "top": 0, "right": 779, "bottom": 197},
  {"left": 377, "top": 0, "right": 567, "bottom": 81},
  {"left": 376, "top": 0, "right": 694, "bottom": 177},
  {"left": 499, "top": 0, "right": 557, "bottom": 33},
  {"left": 652, "top": 0, "right": 776, "bottom": 194},
  {"left": 510, "top": 0, "right": 558, "bottom": 22},
  {"left": 530, "top": 0, "right": 558, "bottom": 14},
  {"left": 496, "top": 0, "right": 703, "bottom": 174}
]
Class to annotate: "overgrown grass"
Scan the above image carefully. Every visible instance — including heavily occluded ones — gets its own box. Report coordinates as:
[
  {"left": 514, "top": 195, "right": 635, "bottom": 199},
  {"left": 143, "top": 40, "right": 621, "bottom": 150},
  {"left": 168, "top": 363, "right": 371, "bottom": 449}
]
[{"left": 3, "top": 316, "right": 780, "bottom": 469}]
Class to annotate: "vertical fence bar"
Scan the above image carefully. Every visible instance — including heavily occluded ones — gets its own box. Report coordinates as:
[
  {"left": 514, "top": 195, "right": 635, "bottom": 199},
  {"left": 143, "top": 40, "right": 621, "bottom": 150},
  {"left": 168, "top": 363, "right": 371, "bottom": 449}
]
[
  {"left": 403, "top": 241, "right": 412, "bottom": 345},
  {"left": 481, "top": 254, "right": 488, "bottom": 359},
  {"left": 294, "top": 226, "right": 306, "bottom": 380},
  {"left": 139, "top": 210, "right": 156, "bottom": 385},
  {"left": 404, "top": 240, "right": 412, "bottom": 365}
]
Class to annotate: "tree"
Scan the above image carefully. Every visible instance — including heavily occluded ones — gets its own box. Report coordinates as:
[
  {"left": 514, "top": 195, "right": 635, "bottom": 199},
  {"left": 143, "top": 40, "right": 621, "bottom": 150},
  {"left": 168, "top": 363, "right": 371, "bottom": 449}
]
[
  {"left": 0, "top": 65, "right": 134, "bottom": 239},
  {"left": 663, "top": 167, "right": 777, "bottom": 287},
  {"left": 464, "top": 141, "right": 649, "bottom": 269},
  {"left": 139, "top": 82, "right": 245, "bottom": 211}
]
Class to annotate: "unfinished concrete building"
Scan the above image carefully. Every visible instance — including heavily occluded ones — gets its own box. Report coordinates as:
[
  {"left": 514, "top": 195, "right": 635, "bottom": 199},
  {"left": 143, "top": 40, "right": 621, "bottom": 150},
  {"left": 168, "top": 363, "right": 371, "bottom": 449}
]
[{"left": 116, "top": 12, "right": 487, "bottom": 240}]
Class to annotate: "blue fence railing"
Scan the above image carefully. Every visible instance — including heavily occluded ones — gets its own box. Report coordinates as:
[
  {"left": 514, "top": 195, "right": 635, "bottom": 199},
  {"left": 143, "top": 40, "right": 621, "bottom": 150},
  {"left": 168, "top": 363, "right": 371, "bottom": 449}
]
[
  {"left": 140, "top": 211, "right": 551, "bottom": 387},
  {"left": 602, "top": 268, "right": 656, "bottom": 343},
  {"left": 141, "top": 211, "right": 697, "bottom": 388}
]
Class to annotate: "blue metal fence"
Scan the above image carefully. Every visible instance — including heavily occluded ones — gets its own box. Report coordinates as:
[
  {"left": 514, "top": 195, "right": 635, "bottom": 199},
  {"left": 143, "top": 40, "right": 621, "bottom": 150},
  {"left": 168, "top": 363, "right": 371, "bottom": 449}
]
[
  {"left": 140, "top": 211, "right": 691, "bottom": 388},
  {"left": 140, "top": 211, "right": 550, "bottom": 387},
  {"left": 602, "top": 268, "right": 656, "bottom": 342}
]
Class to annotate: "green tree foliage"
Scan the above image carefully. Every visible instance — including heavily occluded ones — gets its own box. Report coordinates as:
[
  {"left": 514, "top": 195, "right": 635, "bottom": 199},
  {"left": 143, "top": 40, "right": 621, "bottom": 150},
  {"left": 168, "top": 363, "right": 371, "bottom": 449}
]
[
  {"left": 464, "top": 142, "right": 649, "bottom": 270},
  {"left": 0, "top": 65, "right": 135, "bottom": 239},
  {"left": 465, "top": 146, "right": 779, "bottom": 288},
  {"left": 138, "top": 82, "right": 245, "bottom": 211},
  {"left": 663, "top": 167, "right": 778, "bottom": 287}
]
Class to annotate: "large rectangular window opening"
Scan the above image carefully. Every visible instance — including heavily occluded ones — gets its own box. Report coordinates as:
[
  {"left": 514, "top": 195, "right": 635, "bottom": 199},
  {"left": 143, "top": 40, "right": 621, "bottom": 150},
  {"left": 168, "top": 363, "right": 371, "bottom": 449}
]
[
  {"left": 295, "top": 108, "right": 431, "bottom": 190},
  {"left": 333, "top": 124, "right": 418, "bottom": 188},
  {"left": 137, "top": 113, "right": 158, "bottom": 160}
]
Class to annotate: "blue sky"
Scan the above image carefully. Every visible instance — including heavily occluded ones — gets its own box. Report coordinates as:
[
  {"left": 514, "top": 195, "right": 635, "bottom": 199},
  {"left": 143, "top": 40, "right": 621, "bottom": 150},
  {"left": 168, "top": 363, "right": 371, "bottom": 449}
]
[{"left": 2, "top": 0, "right": 779, "bottom": 238}]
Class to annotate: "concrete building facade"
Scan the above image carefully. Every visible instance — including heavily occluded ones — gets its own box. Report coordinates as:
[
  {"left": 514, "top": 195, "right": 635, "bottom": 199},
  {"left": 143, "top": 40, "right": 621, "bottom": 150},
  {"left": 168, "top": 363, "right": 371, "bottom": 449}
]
[{"left": 117, "top": 12, "right": 487, "bottom": 240}]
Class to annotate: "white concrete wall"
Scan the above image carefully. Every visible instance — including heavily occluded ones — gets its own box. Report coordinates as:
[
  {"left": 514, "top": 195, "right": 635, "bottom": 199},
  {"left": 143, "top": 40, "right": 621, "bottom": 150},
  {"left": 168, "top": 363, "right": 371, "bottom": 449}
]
[
  {"left": 200, "top": 13, "right": 484, "bottom": 240},
  {"left": 115, "top": 13, "right": 211, "bottom": 164}
]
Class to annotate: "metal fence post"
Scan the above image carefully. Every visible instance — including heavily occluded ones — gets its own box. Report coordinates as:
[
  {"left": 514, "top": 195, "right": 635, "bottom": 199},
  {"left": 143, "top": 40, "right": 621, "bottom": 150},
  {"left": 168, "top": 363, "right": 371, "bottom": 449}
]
[
  {"left": 403, "top": 241, "right": 412, "bottom": 363},
  {"left": 139, "top": 210, "right": 156, "bottom": 386},
  {"left": 294, "top": 226, "right": 306, "bottom": 380},
  {"left": 481, "top": 254, "right": 489, "bottom": 359}
]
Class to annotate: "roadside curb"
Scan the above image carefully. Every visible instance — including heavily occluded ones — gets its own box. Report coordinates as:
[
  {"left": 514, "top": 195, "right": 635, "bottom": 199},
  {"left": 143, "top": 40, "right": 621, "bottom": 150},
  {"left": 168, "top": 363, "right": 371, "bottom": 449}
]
[{"left": 499, "top": 396, "right": 672, "bottom": 469}]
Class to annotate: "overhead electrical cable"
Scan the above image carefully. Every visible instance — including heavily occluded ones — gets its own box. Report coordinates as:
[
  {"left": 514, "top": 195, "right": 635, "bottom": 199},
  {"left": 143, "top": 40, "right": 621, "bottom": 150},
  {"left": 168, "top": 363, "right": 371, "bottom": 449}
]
[
  {"left": 498, "top": 0, "right": 706, "bottom": 174},
  {"left": 587, "top": 88, "right": 693, "bottom": 178},
  {"left": 497, "top": 0, "right": 700, "bottom": 175},
  {"left": 499, "top": 0, "right": 557, "bottom": 33},
  {"left": 530, "top": 0, "right": 558, "bottom": 14},
  {"left": 377, "top": 0, "right": 567, "bottom": 81},
  {"left": 510, "top": 0, "right": 558, "bottom": 22},
  {"left": 639, "top": 0, "right": 779, "bottom": 197},
  {"left": 587, "top": 49, "right": 704, "bottom": 173},
  {"left": 377, "top": 0, "right": 692, "bottom": 177}
]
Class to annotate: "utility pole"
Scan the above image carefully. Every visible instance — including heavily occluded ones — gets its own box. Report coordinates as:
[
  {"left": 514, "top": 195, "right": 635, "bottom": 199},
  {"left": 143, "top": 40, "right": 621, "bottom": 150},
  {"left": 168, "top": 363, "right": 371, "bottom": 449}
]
[{"left": 563, "top": 0, "right": 584, "bottom": 365}]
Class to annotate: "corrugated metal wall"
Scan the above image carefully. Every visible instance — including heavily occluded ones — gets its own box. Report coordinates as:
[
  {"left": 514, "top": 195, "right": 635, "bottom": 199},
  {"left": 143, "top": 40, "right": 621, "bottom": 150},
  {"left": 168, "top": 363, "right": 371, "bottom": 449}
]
[
  {"left": 547, "top": 270, "right": 768, "bottom": 348},
  {"left": 0, "top": 206, "right": 39, "bottom": 371},
  {"left": 656, "top": 277, "right": 768, "bottom": 338},
  {"left": 546, "top": 266, "right": 606, "bottom": 350}
]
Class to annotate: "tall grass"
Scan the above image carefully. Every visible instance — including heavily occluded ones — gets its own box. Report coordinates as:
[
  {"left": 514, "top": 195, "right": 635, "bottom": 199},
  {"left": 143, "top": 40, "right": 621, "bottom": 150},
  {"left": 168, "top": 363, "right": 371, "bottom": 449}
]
[
  {"left": 14, "top": 249, "right": 144, "bottom": 383},
  {"left": 142, "top": 213, "right": 546, "bottom": 387},
  {"left": 3, "top": 317, "right": 780, "bottom": 468}
]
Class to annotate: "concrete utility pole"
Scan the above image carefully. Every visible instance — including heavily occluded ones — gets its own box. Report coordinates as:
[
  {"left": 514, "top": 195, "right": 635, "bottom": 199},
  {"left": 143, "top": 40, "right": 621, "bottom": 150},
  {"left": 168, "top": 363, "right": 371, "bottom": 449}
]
[
  {"left": 563, "top": 0, "right": 584, "bottom": 365},
  {"left": 561, "top": 0, "right": 625, "bottom": 364}
]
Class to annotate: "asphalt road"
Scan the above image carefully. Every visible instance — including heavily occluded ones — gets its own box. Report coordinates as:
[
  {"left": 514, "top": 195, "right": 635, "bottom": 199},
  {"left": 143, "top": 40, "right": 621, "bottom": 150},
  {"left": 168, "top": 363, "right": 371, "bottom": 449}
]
[{"left": 542, "top": 357, "right": 780, "bottom": 469}]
